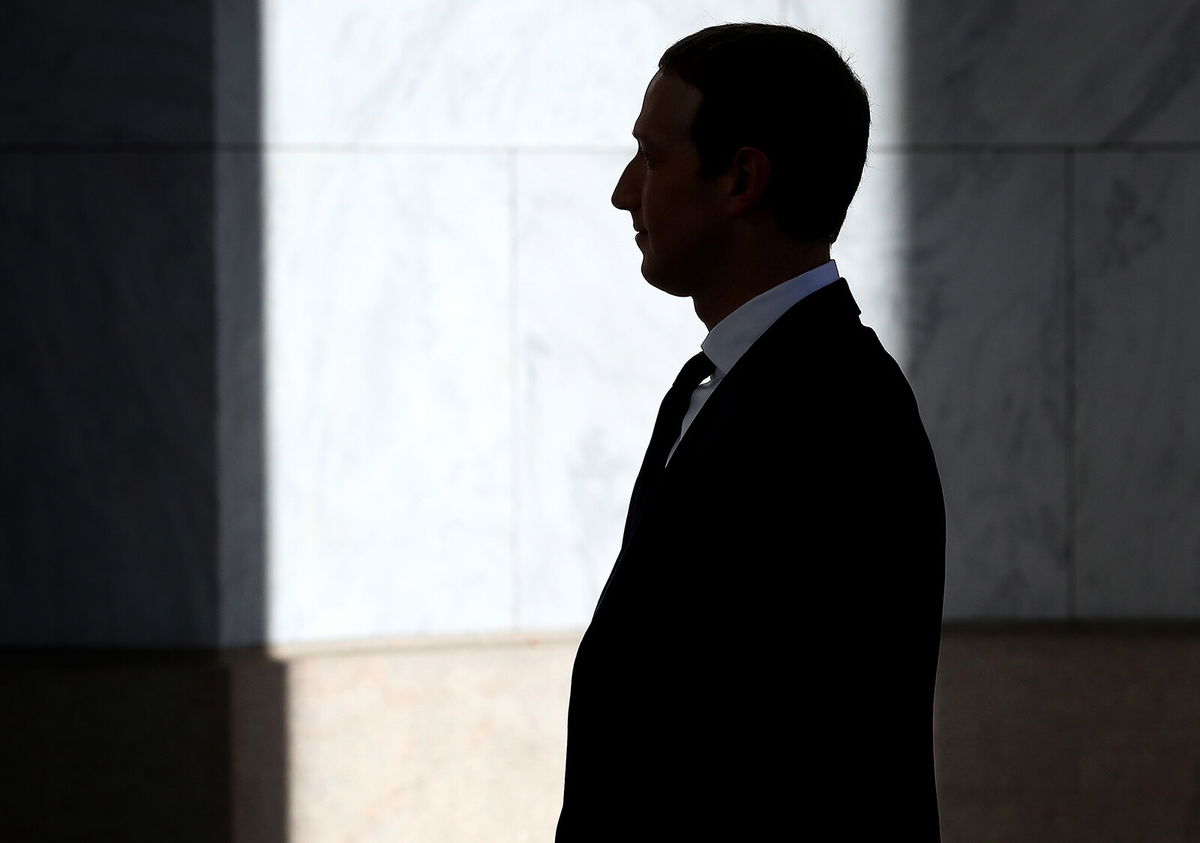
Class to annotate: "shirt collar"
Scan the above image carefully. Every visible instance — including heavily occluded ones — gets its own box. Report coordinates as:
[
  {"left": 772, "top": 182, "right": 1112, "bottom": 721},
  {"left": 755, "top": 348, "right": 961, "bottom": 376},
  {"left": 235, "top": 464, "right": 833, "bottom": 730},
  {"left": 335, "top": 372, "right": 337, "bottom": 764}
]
[{"left": 700, "top": 260, "right": 841, "bottom": 375}]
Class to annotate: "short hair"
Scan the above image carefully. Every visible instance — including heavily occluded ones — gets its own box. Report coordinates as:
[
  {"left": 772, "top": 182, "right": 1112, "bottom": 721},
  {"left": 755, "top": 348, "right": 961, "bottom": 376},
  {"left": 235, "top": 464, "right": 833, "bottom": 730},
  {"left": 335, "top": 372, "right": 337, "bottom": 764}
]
[{"left": 658, "top": 23, "right": 870, "bottom": 244}]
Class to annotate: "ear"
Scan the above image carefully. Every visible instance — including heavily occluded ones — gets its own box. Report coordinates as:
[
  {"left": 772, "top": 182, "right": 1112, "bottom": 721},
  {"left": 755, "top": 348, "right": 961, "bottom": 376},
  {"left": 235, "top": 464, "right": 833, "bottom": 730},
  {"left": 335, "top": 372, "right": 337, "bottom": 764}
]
[{"left": 728, "top": 146, "right": 771, "bottom": 208}]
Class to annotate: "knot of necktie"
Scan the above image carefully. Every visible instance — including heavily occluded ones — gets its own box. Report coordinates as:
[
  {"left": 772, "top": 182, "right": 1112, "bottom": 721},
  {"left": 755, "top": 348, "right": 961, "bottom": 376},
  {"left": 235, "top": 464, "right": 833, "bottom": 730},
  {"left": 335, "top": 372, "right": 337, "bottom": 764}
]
[{"left": 674, "top": 350, "right": 716, "bottom": 390}]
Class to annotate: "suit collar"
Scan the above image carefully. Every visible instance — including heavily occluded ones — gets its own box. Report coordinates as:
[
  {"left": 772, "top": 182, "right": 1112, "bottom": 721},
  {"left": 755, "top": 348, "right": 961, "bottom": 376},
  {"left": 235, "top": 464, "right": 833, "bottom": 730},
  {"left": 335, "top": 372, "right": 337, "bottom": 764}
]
[
  {"left": 659, "top": 276, "right": 863, "bottom": 475},
  {"left": 700, "top": 260, "right": 842, "bottom": 375},
  {"left": 712, "top": 276, "right": 863, "bottom": 381},
  {"left": 611, "top": 276, "right": 865, "bottom": 560}
]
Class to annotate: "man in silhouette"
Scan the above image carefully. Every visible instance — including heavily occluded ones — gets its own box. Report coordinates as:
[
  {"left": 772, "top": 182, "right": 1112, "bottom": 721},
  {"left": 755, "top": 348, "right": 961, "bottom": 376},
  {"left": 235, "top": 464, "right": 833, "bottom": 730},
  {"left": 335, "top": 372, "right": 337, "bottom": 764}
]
[{"left": 556, "top": 23, "right": 945, "bottom": 841}]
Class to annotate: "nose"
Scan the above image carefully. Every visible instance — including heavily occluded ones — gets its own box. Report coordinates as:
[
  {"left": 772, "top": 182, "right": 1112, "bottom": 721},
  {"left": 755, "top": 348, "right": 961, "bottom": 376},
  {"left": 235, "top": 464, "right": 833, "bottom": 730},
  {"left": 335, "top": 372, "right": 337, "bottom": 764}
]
[{"left": 611, "top": 156, "right": 640, "bottom": 212}]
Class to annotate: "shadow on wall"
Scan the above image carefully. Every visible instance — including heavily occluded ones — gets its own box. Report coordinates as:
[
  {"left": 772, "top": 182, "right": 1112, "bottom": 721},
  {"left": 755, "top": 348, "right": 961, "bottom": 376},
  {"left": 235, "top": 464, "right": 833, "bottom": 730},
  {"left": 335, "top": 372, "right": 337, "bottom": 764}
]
[
  {"left": 902, "top": 1, "right": 1200, "bottom": 841},
  {"left": 0, "top": 2, "right": 286, "bottom": 840},
  {"left": 0, "top": 652, "right": 288, "bottom": 843},
  {"left": 899, "top": 0, "right": 1200, "bottom": 620}
]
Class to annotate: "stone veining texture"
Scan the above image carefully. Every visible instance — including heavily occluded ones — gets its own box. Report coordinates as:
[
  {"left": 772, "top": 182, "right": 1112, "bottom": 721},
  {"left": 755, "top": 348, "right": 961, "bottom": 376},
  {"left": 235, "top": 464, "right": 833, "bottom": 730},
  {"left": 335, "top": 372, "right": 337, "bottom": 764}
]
[
  {"left": 1074, "top": 152, "right": 1200, "bottom": 617},
  {"left": 264, "top": 151, "right": 514, "bottom": 641}
]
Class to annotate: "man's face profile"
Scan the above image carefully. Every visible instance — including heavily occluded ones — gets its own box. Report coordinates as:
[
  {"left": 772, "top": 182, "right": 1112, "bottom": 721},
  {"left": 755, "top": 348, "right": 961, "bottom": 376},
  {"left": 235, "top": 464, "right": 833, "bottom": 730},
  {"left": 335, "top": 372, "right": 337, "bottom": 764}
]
[{"left": 611, "top": 71, "right": 730, "bottom": 299}]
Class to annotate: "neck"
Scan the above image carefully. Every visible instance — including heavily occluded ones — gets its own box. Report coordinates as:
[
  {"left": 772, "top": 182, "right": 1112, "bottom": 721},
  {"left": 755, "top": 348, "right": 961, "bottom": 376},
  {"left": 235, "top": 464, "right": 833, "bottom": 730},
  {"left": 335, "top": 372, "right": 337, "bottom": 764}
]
[{"left": 692, "top": 241, "right": 832, "bottom": 330}]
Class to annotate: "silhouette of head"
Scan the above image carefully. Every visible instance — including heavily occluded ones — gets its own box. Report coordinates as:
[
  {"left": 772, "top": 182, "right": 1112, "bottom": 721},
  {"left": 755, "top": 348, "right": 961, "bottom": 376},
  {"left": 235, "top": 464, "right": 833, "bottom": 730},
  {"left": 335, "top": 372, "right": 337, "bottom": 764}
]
[
  {"left": 658, "top": 24, "right": 870, "bottom": 245},
  {"left": 612, "top": 24, "right": 869, "bottom": 301}
]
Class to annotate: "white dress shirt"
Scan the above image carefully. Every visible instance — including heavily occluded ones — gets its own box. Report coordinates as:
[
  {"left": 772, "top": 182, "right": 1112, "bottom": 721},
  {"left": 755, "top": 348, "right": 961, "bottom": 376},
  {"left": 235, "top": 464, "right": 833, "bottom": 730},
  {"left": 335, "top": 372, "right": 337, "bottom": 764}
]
[{"left": 665, "top": 259, "right": 841, "bottom": 465}]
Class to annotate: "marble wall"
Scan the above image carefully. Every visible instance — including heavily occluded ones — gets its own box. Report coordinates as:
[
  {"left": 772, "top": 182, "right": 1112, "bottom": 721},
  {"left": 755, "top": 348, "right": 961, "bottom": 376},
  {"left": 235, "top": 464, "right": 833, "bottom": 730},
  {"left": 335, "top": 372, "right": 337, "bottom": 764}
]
[
  {"left": 253, "top": 0, "right": 905, "bottom": 641},
  {"left": 2, "top": 2, "right": 269, "bottom": 647},
  {"left": 2, "top": 4, "right": 226, "bottom": 646},
  {"left": 890, "top": 0, "right": 1200, "bottom": 619},
  {"left": 6, "top": 0, "right": 1198, "bottom": 648},
  {"left": 1074, "top": 152, "right": 1200, "bottom": 616},
  {"left": 253, "top": 0, "right": 787, "bottom": 643}
]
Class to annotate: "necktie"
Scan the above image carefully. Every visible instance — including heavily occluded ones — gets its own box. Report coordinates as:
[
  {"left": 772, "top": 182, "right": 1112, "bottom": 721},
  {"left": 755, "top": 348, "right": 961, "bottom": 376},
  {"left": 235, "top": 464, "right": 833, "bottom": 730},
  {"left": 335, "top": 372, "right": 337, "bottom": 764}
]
[{"left": 620, "top": 351, "right": 716, "bottom": 548}]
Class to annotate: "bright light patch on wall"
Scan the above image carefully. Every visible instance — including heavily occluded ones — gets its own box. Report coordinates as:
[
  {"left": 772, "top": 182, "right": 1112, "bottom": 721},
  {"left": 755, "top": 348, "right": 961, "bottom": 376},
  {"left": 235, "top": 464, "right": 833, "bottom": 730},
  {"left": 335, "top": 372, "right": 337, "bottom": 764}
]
[
  {"left": 786, "top": 0, "right": 911, "bottom": 367},
  {"left": 256, "top": 1, "right": 912, "bottom": 644}
]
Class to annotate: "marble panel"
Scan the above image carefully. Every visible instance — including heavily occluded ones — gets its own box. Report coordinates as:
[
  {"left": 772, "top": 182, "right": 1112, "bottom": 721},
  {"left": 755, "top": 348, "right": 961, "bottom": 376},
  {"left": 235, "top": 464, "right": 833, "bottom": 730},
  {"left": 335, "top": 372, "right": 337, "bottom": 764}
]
[
  {"left": 1074, "top": 152, "right": 1200, "bottom": 617},
  {"left": 0, "top": 152, "right": 220, "bottom": 646},
  {"left": 257, "top": 0, "right": 777, "bottom": 146},
  {"left": 840, "top": 151, "right": 1069, "bottom": 619},
  {"left": 514, "top": 151, "right": 701, "bottom": 629},
  {"left": 900, "top": 0, "right": 1200, "bottom": 145},
  {"left": 2, "top": 2, "right": 217, "bottom": 145},
  {"left": 264, "top": 150, "right": 513, "bottom": 642}
]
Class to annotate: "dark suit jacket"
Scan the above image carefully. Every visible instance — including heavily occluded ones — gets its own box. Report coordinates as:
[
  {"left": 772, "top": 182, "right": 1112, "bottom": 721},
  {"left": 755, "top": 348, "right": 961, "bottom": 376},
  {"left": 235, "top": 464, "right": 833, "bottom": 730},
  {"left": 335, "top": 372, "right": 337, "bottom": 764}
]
[{"left": 556, "top": 279, "right": 946, "bottom": 841}]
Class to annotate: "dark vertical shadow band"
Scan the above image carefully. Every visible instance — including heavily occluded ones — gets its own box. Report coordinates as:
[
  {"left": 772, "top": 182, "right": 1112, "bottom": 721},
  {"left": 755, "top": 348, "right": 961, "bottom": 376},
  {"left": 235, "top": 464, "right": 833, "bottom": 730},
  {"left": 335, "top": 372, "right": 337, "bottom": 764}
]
[
  {"left": 216, "top": 1, "right": 290, "bottom": 840},
  {"left": 0, "top": 1, "right": 286, "bottom": 839}
]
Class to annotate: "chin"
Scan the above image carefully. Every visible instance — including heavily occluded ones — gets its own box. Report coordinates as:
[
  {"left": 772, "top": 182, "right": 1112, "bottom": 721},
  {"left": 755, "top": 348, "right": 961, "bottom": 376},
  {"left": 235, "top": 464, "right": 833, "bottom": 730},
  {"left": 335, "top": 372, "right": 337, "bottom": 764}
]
[
  {"left": 638, "top": 255, "right": 681, "bottom": 296},
  {"left": 641, "top": 265, "right": 693, "bottom": 298}
]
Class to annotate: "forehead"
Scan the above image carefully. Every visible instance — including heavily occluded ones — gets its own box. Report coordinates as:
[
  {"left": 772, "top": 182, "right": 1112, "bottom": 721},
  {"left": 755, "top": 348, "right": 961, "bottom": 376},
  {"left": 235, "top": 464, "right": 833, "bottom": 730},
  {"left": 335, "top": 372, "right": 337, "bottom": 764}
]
[{"left": 632, "top": 70, "right": 702, "bottom": 147}]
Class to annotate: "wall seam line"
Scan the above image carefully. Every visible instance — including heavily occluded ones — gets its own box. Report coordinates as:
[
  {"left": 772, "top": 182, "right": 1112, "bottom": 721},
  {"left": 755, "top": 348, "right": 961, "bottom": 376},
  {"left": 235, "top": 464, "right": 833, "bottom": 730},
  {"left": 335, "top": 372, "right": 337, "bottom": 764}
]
[
  {"left": 1064, "top": 148, "right": 1078, "bottom": 619},
  {"left": 510, "top": 148, "right": 521, "bottom": 631},
  {"left": 6, "top": 141, "right": 1200, "bottom": 154}
]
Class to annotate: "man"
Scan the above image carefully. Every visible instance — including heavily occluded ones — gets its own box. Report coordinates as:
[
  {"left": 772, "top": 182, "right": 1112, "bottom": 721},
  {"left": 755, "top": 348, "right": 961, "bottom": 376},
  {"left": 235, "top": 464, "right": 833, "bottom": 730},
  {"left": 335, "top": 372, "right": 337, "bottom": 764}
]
[{"left": 556, "top": 24, "right": 945, "bottom": 841}]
